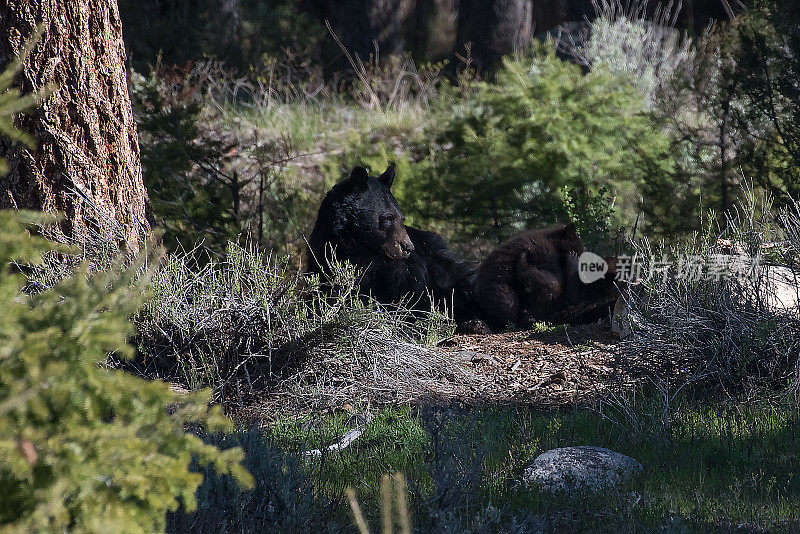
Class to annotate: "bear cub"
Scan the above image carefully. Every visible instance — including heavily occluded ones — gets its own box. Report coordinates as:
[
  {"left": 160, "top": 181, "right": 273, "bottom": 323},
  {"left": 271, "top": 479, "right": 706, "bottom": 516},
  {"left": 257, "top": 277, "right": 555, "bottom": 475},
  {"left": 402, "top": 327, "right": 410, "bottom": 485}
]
[
  {"left": 307, "top": 165, "right": 479, "bottom": 328},
  {"left": 474, "top": 223, "right": 620, "bottom": 332}
]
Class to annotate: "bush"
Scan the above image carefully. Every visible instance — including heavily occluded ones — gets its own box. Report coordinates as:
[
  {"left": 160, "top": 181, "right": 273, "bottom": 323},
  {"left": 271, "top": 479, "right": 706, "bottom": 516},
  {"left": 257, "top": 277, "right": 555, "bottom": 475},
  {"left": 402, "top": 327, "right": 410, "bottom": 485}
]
[
  {"left": 416, "top": 43, "right": 673, "bottom": 243},
  {"left": 135, "top": 242, "right": 478, "bottom": 413},
  {"left": 562, "top": 184, "right": 622, "bottom": 255},
  {"left": 575, "top": 1, "right": 693, "bottom": 108},
  {"left": 620, "top": 189, "right": 800, "bottom": 391},
  {"left": 0, "top": 213, "right": 252, "bottom": 531}
]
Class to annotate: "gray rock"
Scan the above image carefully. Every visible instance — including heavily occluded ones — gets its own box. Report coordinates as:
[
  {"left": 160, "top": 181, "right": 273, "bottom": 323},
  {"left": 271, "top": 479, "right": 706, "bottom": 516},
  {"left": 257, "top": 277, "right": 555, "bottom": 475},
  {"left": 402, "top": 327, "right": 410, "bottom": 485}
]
[{"left": 522, "top": 446, "right": 642, "bottom": 493}]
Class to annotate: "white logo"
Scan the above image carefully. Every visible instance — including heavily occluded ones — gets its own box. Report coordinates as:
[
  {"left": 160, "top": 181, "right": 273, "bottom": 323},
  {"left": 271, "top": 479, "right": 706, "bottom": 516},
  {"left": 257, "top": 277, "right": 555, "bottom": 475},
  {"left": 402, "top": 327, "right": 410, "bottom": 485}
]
[{"left": 579, "top": 251, "right": 608, "bottom": 284}]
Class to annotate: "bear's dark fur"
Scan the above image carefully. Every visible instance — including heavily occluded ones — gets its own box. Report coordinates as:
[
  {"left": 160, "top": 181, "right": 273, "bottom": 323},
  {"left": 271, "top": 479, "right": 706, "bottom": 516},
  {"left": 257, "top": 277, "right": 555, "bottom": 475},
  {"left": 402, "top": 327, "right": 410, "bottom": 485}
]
[
  {"left": 307, "top": 166, "right": 480, "bottom": 328},
  {"left": 474, "top": 223, "right": 620, "bottom": 331}
]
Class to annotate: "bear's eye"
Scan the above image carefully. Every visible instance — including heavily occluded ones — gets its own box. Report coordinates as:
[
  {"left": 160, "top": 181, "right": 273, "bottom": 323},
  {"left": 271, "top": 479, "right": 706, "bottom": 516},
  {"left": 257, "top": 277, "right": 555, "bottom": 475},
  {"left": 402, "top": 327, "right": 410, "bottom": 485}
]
[{"left": 380, "top": 215, "right": 393, "bottom": 229}]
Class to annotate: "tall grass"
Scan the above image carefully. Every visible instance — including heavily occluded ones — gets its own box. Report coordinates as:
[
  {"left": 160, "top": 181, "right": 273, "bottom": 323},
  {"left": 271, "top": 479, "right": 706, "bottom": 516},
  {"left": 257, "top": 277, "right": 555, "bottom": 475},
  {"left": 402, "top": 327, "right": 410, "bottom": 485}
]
[
  {"left": 134, "top": 242, "right": 480, "bottom": 413},
  {"left": 619, "top": 188, "right": 800, "bottom": 395},
  {"left": 168, "top": 396, "right": 800, "bottom": 533}
]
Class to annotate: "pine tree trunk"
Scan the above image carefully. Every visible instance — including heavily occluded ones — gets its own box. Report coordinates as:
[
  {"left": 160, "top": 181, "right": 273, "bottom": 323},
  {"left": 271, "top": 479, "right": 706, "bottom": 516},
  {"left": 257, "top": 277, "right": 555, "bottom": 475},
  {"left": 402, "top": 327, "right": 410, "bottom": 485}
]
[
  {"left": 221, "top": 0, "right": 241, "bottom": 45},
  {"left": 308, "top": 0, "right": 415, "bottom": 68},
  {"left": 0, "top": 0, "right": 149, "bottom": 255},
  {"left": 456, "top": 0, "right": 533, "bottom": 71}
]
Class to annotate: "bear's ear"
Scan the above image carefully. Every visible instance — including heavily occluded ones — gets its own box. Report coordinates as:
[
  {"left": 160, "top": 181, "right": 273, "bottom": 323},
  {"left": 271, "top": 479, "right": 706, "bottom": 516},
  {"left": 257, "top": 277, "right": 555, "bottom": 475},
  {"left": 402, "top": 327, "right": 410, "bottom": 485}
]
[
  {"left": 561, "top": 223, "right": 578, "bottom": 239},
  {"left": 378, "top": 165, "right": 395, "bottom": 188},
  {"left": 346, "top": 166, "right": 369, "bottom": 192}
]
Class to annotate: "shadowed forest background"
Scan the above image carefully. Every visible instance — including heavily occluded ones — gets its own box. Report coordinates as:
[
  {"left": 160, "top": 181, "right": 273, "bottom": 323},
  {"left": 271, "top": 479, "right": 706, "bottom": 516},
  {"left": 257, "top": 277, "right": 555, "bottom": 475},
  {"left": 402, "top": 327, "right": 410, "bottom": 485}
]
[{"left": 116, "top": 0, "right": 798, "bottom": 260}]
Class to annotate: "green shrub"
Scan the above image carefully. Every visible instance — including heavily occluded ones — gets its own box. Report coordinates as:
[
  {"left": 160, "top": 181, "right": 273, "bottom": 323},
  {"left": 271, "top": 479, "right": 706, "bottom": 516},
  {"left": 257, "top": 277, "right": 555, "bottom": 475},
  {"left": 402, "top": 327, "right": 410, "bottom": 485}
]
[
  {"left": 416, "top": 44, "right": 673, "bottom": 242},
  {"left": 0, "top": 212, "right": 253, "bottom": 531},
  {"left": 562, "top": 184, "right": 622, "bottom": 255},
  {"left": 131, "top": 68, "right": 242, "bottom": 256}
]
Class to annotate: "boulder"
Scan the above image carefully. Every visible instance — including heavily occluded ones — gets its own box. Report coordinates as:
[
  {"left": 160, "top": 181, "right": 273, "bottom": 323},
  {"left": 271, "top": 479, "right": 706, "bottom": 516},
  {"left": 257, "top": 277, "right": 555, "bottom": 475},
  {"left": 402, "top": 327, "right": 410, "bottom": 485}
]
[
  {"left": 521, "top": 446, "right": 642, "bottom": 493},
  {"left": 756, "top": 265, "right": 800, "bottom": 312}
]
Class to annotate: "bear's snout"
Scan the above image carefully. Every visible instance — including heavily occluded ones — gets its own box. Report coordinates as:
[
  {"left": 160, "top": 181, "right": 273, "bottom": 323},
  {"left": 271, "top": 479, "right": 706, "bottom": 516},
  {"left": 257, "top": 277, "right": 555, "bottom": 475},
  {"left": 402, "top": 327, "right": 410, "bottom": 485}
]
[{"left": 384, "top": 228, "right": 415, "bottom": 260}]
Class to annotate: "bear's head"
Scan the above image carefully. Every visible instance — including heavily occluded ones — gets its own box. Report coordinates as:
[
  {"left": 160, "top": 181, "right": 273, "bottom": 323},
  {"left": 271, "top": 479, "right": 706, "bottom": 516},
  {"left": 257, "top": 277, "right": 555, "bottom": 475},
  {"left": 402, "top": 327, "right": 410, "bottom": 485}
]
[
  {"left": 518, "top": 223, "right": 586, "bottom": 276},
  {"left": 327, "top": 165, "right": 415, "bottom": 260},
  {"left": 548, "top": 223, "right": 586, "bottom": 257}
]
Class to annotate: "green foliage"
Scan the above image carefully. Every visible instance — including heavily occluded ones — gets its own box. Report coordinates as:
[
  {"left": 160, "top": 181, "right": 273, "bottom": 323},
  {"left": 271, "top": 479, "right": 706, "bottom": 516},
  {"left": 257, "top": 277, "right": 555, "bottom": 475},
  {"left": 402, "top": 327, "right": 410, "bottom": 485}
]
[
  {"left": 734, "top": 1, "right": 800, "bottom": 201},
  {"left": 0, "top": 34, "right": 43, "bottom": 175},
  {"left": 653, "top": 5, "right": 800, "bottom": 232},
  {"left": 562, "top": 184, "right": 621, "bottom": 254},
  {"left": 131, "top": 69, "right": 242, "bottom": 255},
  {"left": 0, "top": 212, "right": 252, "bottom": 532},
  {"left": 417, "top": 44, "right": 673, "bottom": 242}
]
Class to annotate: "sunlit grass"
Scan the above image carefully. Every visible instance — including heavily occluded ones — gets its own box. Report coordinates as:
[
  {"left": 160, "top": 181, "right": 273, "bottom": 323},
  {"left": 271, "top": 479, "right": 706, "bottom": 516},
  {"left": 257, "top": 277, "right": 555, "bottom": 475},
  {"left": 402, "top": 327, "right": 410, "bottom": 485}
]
[{"left": 260, "top": 394, "right": 800, "bottom": 531}]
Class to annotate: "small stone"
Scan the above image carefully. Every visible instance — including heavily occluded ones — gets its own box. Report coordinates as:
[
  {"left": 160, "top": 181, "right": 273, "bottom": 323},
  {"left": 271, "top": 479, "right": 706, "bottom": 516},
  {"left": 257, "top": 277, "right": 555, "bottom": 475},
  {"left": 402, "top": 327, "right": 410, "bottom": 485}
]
[
  {"left": 521, "top": 446, "right": 642, "bottom": 494},
  {"left": 452, "top": 350, "right": 493, "bottom": 363}
]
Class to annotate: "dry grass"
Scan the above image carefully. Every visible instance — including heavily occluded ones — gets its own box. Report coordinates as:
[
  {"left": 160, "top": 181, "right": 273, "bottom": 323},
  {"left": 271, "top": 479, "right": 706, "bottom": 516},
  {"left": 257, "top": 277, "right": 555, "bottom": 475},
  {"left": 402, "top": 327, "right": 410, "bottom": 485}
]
[
  {"left": 135, "top": 242, "right": 486, "bottom": 416},
  {"left": 618, "top": 189, "right": 800, "bottom": 397}
]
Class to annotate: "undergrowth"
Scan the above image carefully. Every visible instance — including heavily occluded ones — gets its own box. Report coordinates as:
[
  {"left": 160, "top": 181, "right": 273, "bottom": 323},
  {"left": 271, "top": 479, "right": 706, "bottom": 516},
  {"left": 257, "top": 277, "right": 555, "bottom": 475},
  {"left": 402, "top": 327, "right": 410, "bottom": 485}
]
[
  {"left": 620, "top": 189, "right": 800, "bottom": 395},
  {"left": 168, "top": 391, "right": 800, "bottom": 533},
  {"left": 134, "top": 242, "right": 479, "bottom": 413}
]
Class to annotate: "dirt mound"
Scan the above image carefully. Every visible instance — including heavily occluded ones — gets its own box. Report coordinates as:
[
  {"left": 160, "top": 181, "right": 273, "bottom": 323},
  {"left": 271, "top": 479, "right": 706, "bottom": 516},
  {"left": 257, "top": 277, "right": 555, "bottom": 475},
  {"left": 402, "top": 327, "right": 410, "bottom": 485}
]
[{"left": 440, "top": 323, "right": 648, "bottom": 407}]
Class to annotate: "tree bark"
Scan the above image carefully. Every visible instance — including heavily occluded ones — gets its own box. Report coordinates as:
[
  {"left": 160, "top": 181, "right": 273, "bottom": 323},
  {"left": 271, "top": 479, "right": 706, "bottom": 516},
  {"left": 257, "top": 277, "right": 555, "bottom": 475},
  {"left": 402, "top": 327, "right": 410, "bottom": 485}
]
[
  {"left": 456, "top": 0, "right": 533, "bottom": 71},
  {"left": 0, "top": 0, "right": 149, "bottom": 255},
  {"left": 308, "top": 0, "right": 415, "bottom": 68},
  {"left": 221, "top": 0, "right": 241, "bottom": 46},
  {"left": 407, "top": 0, "right": 457, "bottom": 61}
]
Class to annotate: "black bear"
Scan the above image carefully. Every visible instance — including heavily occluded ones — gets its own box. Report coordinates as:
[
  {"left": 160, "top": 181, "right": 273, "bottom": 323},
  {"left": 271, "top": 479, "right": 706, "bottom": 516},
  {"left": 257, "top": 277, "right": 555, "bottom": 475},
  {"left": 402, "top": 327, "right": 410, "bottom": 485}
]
[
  {"left": 473, "top": 223, "right": 620, "bottom": 331},
  {"left": 307, "top": 165, "right": 480, "bottom": 329}
]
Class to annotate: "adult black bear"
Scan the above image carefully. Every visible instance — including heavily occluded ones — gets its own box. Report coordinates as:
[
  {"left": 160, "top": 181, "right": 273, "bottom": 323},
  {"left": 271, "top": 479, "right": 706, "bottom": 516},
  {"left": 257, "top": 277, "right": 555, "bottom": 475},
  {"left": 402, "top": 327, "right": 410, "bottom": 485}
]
[
  {"left": 307, "top": 165, "right": 481, "bottom": 330},
  {"left": 474, "top": 223, "right": 620, "bottom": 332}
]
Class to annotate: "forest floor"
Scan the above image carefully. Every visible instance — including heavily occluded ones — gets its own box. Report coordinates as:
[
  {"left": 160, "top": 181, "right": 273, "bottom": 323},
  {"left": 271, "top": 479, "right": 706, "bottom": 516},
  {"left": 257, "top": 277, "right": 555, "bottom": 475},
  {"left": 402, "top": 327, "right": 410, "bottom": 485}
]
[
  {"left": 231, "top": 321, "right": 666, "bottom": 426},
  {"left": 204, "top": 321, "right": 799, "bottom": 532},
  {"left": 438, "top": 322, "right": 647, "bottom": 408}
]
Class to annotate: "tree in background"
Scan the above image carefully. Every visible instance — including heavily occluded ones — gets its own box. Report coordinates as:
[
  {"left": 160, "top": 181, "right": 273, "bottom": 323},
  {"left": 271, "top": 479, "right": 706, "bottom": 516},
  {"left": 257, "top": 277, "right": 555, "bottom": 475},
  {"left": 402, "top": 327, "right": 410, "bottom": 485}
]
[
  {"left": 455, "top": 0, "right": 533, "bottom": 71},
  {"left": 117, "top": 0, "right": 741, "bottom": 78},
  {"left": 0, "top": 1, "right": 150, "bottom": 255},
  {"left": 734, "top": 0, "right": 800, "bottom": 202},
  {"left": 119, "top": 0, "right": 325, "bottom": 72},
  {"left": 648, "top": 3, "right": 800, "bottom": 233}
]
